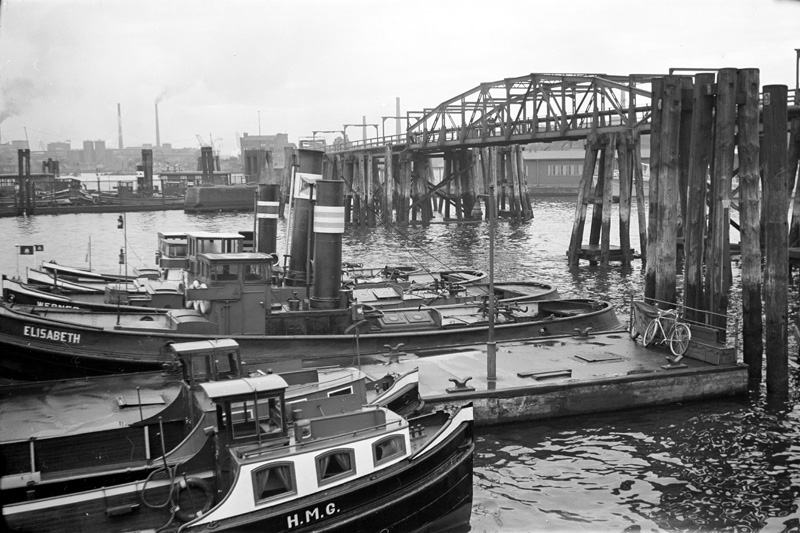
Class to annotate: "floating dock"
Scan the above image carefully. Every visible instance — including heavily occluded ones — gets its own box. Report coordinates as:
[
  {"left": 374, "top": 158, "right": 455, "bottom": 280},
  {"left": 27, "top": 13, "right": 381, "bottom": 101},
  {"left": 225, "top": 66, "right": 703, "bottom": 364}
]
[{"left": 359, "top": 329, "right": 748, "bottom": 426}]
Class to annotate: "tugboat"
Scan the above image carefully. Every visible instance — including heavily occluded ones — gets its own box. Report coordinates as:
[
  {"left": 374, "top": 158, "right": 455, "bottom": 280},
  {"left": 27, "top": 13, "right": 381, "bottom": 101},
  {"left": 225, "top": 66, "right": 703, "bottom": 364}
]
[{"left": 1, "top": 339, "right": 473, "bottom": 533}]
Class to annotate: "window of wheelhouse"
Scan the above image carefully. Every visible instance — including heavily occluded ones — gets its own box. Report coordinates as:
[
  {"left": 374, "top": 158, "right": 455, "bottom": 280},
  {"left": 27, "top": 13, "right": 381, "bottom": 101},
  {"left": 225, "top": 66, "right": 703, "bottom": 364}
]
[
  {"left": 316, "top": 449, "right": 356, "bottom": 485},
  {"left": 243, "top": 263, "right": 267, "bottom": 283},
  {"left": 210, "top": 263, "right": 240, "bottom": 282},
  {"left": 252, "top": 462, "right": 295, "bottom": 503},
  {"left": 373, "top": 435, "right": 406, "bottom": 466},
  {"left": 225, "top": 395, "right": 284, "bottom": 440}
]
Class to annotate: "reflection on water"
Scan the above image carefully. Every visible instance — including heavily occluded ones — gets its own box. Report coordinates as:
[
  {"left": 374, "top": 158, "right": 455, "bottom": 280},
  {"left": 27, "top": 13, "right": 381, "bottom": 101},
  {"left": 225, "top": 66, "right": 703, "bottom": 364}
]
[
  {"left": 473, "top": 396, "right": 800, "bottom": 532},
  {"left": 1, "top": 199, "right": 799, "bottom": 532}
]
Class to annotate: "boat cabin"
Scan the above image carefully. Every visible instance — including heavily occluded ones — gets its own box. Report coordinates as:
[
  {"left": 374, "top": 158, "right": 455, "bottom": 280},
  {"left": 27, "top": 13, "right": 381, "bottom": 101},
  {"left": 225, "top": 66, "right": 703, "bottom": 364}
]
[
  {"left": 186, "top": 232, "right": 245, "bottom": 276},
  {"left": 201, "top": 374, "right": 289, "bottom": 444},
  {"left": 155, "top": 231, "right": 188, "bottom": 278},
  {"left": 166, "top": 338, "right": 244, "bottom": 386}
]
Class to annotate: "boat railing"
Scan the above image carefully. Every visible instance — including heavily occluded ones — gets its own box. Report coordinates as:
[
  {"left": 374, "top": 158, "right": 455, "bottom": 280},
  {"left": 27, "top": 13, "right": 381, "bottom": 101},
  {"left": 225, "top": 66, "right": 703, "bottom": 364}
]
[{"left": 236, "top": 414, "right": 406, "bottom": 461}]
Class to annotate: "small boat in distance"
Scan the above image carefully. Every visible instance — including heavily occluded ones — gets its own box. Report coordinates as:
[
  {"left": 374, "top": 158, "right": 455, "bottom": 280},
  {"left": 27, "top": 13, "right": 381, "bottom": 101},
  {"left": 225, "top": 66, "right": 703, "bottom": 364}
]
[{"left": 1, "top": 339, "right": 473, "bottom": 532}]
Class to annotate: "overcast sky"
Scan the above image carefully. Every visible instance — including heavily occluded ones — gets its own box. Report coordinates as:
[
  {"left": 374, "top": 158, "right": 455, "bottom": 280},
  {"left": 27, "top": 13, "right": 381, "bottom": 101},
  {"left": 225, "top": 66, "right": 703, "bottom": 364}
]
[{"left": 0, "top": 0, "right": 798, "bottom": 155}]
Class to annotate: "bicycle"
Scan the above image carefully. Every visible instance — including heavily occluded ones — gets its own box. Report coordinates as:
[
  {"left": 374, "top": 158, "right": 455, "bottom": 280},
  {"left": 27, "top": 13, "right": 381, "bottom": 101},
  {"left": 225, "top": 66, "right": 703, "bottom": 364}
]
[{"left": 642, "top": 308, "right": 692, "bottom": 358}]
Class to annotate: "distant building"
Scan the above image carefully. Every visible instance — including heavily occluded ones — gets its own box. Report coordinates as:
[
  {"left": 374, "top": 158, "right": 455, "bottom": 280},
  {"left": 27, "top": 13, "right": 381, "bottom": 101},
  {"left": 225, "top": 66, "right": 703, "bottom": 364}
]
[
  {"left": 239, "top": 133, "right": 293, "bottom": 170},
  {"left": 522, "top": 148, "right": 650, "bottom": 195}
]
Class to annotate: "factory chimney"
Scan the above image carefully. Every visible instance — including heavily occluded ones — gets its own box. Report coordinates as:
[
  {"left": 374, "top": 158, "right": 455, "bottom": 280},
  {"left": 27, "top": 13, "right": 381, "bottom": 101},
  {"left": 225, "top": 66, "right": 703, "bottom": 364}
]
[
  {"left": 117, "top": 103, "right": 123, "bottom": 149},
  {"left": 155, "top": 102, "right": 161, "bottom": 148}
]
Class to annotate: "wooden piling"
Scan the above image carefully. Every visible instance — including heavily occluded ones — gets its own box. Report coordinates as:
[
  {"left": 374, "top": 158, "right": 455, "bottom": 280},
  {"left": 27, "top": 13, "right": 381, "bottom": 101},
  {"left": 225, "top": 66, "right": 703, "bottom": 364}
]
[
  {"left": 683, "top": 73, "right": 715, "bottom": 322},
  {"left": 452, "top": 152, "right": 463, "bottom": 220},
  {"left": 366, "top": 153, "right": 376, "bottom": 227},
  {"left": 588, "top": 137, "right": 607, "bottom": 260},
  {"left": 654, "top": 76, "right": 681, "bottom": 306},
  {"left": 787, "top": 116, "right": 800, "bottom": 246},
  {"left": 383, "top": 146, "right": 394, "bottom": 223},
  {"left": 632, "top": 132, "right": 647, "bottom": 265},
  {"left": 706, "top": 69, "right": 737, "bottom": 328},
  {"left": 600, "top": 133, "right": 615, "bottom": 266},
  {"left": 567, "top": 138, "right": 600, "bottom": 267},
  {"left": 762, "top": 84, "right": 789, "bottom": 397},
  {"left": 644, "top": 78, "right": 664, "bottom": 302},
  {"left": 616, "top": 133, "right": 632, "bottom": 268},
  {"left": 516, "top": 145, "right": 534, "bottom": 220},
  {"left": 736, "top": 68, "right": 763, "bottom": 389}
]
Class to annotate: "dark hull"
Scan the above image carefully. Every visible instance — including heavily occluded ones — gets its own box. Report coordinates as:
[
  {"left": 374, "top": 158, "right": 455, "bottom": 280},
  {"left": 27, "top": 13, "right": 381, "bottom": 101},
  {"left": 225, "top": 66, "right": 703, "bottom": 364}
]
[
  {"left": 188, "top": 417, "right": 474, "bottom": 533},
  {"left": 2, "top": 414, "right": 473, "bottom": 533},
  {"left": 0, "top": 299, "right": 621, "bottom": 379}
]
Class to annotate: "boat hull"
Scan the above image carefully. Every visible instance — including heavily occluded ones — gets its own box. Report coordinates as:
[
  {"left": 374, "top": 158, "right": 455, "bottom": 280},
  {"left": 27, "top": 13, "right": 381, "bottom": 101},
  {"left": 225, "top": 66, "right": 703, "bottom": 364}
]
[
  {"left": 185, "top": 415, "right": 474, "bottom": 533},
  {"left": 0, "top": 299, "right": 621, "bottom": 379}
]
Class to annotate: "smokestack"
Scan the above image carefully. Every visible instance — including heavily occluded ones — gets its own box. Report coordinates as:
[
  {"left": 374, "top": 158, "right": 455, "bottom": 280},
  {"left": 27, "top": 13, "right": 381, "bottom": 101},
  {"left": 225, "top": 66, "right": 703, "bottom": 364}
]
[
  {"left": 155, "top": 102, "right": 161, "bottom": 148},
  {"left": 117, "top": 103, "right": 123, "bottom": 149}
]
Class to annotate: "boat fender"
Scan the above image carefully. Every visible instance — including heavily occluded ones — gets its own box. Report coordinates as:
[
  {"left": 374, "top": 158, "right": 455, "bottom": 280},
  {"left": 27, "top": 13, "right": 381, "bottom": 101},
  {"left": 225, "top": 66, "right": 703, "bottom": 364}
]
[
  {"left": 185, "top": 279, "right": 200, "bottom": 309},
  {"left": 190, "top": 280, "right": 202, "bottom": 310},
  {"left": 197, "top": 283, "right": 211, "bottom": 314},
  {"left": 174, "top": 477, "right": 214, "bottom": 522}
]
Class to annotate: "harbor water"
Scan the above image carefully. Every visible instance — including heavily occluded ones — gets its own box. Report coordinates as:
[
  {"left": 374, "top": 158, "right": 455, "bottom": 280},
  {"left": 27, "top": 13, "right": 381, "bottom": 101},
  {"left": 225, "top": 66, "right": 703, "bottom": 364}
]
[{"left": 1, "top": 200, "right": 800, "bottom": 533}]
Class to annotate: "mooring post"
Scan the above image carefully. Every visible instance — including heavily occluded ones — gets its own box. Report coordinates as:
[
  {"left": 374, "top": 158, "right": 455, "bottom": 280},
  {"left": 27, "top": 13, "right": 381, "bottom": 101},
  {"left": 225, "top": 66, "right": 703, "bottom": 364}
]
[
  {"left": 683, "top": 73, "right": 715, "bottom": 322},
  {"left": 763, "top": 84, "right": 789, "bottom": 397},
  {"left": 706, "top": 69, "right": 737, "bottom": 329},
  {"left": 645, "top": 78, "right": 664, "bottom": 303},
  {"left": 736, "top": 68, "right": 763, "bottom": 389}
]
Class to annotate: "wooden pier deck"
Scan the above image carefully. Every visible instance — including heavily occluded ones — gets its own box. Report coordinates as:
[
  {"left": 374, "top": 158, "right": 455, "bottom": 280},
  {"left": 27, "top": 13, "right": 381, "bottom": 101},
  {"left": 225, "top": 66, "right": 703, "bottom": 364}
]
[{"left": 359, "top": 330, "right": 748, "bottom": 426}]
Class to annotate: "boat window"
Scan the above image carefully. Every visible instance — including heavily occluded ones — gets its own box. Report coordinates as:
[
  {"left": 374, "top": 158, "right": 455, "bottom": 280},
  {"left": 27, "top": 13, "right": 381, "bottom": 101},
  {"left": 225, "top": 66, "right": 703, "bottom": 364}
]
[
  {"left": 230, "top": 396, "right": 283, "bottom": 439},
  {"left": 328, "top": 386, "right": 353, "bottom": 398},
  {"left": 252, "top": 462, "right": 295, "bottom": 503},
  {"left": 211, "top": 263, "right": 240, "bottom": 282},
  {"left": 372, "top": 435, "right": 406, "bottom": 466},
  {"left": 243, "top": 263, "right": 267, "bottom": 283},
  {"left": 316, "top": 449, "right": 355, "bottom": 485}
]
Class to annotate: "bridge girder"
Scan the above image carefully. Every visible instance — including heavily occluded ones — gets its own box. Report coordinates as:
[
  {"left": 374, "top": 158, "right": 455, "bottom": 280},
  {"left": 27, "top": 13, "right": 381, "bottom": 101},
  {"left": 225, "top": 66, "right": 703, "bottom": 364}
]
[{"left": 405, "top": 73, "right": 658, "bottom": 151}]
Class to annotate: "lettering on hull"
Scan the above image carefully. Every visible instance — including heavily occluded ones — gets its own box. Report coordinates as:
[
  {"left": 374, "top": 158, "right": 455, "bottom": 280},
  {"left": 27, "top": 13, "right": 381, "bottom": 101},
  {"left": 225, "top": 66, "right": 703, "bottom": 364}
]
[
  {"left": 23, "top": 325, "right": 81, "bottom": 344},
  {"left": 286, "top": 502, "right": 338, "bottom": 528}
]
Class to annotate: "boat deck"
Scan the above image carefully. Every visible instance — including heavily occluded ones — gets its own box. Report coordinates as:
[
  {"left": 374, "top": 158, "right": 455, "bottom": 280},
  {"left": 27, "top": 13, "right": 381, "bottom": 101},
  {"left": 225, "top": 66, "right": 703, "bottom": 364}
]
[
  {"left": 0, "top": 372, "right": 183, "bottom": 442},
  {"left": 359, "top": 329, "right": 748, "bottom": 426}
]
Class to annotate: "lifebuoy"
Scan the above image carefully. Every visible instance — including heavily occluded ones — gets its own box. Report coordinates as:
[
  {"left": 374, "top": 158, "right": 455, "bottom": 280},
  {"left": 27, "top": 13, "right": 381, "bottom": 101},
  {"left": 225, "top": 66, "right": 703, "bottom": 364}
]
[{"left": 174, "top": 477, "right": 214, "bottom": 522}]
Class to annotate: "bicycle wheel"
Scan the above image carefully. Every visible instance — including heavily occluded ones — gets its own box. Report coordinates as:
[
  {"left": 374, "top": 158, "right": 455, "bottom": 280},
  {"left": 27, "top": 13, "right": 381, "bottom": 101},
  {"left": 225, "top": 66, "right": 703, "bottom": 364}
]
[
  {"left": 669, "top": 323, "right": 692, "bottom": 356},
  {"left": 642, "top": 320, "right": 659, "bottom": 347},
  {"left": 629, "top": 319, "right": 639, "bottom": 340}
]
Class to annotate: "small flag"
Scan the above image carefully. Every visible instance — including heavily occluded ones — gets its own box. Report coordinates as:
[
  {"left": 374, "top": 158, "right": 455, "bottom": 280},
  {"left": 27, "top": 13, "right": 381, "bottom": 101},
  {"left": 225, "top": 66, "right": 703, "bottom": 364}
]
[{"left": 18, "top": 245, "right": 34, "bottom": 255}]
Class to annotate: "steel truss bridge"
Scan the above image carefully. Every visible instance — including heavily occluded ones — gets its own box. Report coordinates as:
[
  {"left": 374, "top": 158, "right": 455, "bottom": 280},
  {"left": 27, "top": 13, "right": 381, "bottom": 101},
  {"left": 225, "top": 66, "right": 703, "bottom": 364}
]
[{"left": 326, "top": 73, "right": 661, "bottom": 154}]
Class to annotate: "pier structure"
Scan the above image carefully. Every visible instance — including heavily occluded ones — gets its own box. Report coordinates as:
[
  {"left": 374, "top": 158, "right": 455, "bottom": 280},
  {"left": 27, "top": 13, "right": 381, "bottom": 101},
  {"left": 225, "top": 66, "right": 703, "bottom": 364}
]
[
  {"left": 316, "top": 68, "right": 800, "bottom": 396},
  {"left": 321, "top": 73, "right": 658, "bottom": 254}
]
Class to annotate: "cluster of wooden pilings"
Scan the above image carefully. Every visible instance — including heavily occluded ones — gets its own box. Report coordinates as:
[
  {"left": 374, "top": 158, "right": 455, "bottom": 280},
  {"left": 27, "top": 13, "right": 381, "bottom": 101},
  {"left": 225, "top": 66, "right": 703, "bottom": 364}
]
[
  {"left": 644, "top": 68, "right": 799, "bottom": 396},
  {"left": 566, "top": 131, "right": 647, "bottom": 268},
  {"left": 320, "top": 145, "right": 533, "bottom": 226}
]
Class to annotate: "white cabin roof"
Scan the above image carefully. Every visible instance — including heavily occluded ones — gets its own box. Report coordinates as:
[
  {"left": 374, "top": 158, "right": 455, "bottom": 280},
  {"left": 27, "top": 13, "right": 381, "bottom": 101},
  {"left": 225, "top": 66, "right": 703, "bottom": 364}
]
[{"left": 200, "top": 374, "right": 288, "bottom": 399}]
